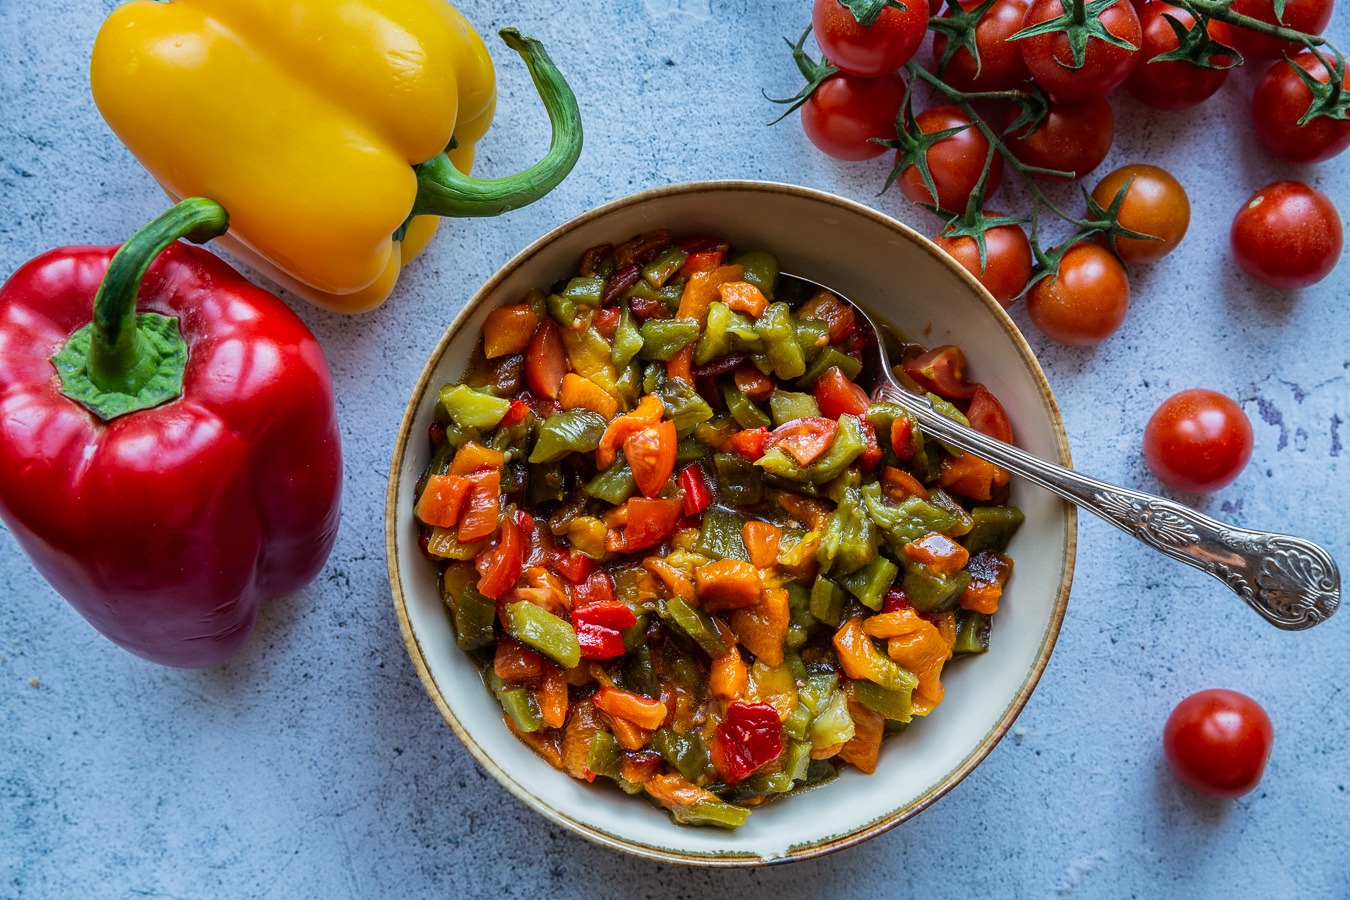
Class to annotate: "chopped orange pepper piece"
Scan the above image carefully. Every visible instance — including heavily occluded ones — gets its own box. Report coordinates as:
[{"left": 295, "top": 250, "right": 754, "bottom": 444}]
[
  {"left": 666, "top": 344, "right": 694, "bottom": 383},
  {"left": 960, "top": 581, "right": 1003, "bottom": 615},
  {"left": 902, "top": 533, "right": 970, "bottom": 576},
  {"left": 560, "top": 700, "right": 605, "bottom": 780},
  {"left": 416, "top": 474, "right": 473, "bottom": 528},
  {"left": 643, "top": 557, "right": 696, "bottom": 604},
  {"left": 607, "top": 714, "right": 654, "bottom": 751},
  {"left": 881, "top": 465, "right": 930, "bottom": 501},
  {"left": 696, "top": 559, "right": 762, "bottom": 612},
  {"left": 504, "top": 714, "right": 563, "bottom": 769},
  {"left": 483, "top": 303, "right": 540, "bottom": 358},
  {"left": 939, "top": 453, "right": 1010, "bottom": 501},
  {"left": 537, "top": 661, "right": 569, "bottom": 730},
  {"left": 493, "top": 637, "right": 543, "bottom": 684},
  {"left": 674, "top": 264, "right": 745, "bottom": 322},
  {"left": 718, "top": 281, "right": 769, "bottom": 317},
  {"left": 592, "top": 686, "right": 669, "bottom": 732},
  {"left": 833, "top": 616, "right": 896, "bottom": 684},
  {"left": 560, "top": 372, "right": 619, "bottom": 419},
  {"left": 879, "top": 609, "right": 952, "bottom": 716},
  {"left": 448, "top": 441, "right": 505, "bottom": 477},
  {"left": 645, "top": 773, "right": 721, "bottom": 812},
  {"left": 741, "top": 521, "right": 782, "bottom": 569},
  {"left": 596, "top": 393, "right": 664, "bottom": 469},
  {"left": 710, "top": 647, "right": 748, "bottom": 701},
  {"left": 838, "top": 692, "right": 885, "bottom": 775},
  {"left": 727, "top": 585, "right": 789, "bottom": 666}
]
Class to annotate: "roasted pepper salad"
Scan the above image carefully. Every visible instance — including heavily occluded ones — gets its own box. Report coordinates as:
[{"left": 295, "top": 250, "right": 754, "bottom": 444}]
[{"left": 413, "top": 230, "right": 1025, "bottom": 828}]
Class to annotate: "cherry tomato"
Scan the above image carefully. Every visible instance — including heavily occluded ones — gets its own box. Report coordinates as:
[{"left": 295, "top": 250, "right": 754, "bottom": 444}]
[
  {"left": 525, "top": 319, "right": 568, "bottom": 399},
  {"left": 1143, "top": 389, "right": 1253, "bottom": 492},
  {"left": 903, "top": 345, "right": 977, "bottom": 398},
  {"left": 766, "top": 417, "right": 840, "bottom": 466},
  {"left": 624, "top": 420, "right": 677, "bottom": 499},
  {"left": 814, "top": 367, "right": 871, "bottom": 419},
  {"left": 1025, "top": 243, "right": 1130, "bottom": 345},
  {"left": 1227, "top": 0, "right": 1332, "bottom": 60},
  {"left": 1163, "top": 689, "right": 1273, "bottom": 799},
  {"left": 932, "top": 0, "right": 1032, "bottom": 92},
  {"left": 802, "top": 71, "right": 907, "bottom": 161},
  {"left": 897, "top": 105, "right": 1003, "bottom": 213},
  {"left": 812, "top": 0, "right": 929, "bottom": 77},
  {"left": 1004, "top": 94, "right": 1114, "bottom": 182},
  {"left": 1230, "top": 181, "right": 1343, "bottom": 289},
  {"left": 1251, "top": 52, "right": 1350, "bottom": 165},
  {"left": 966, "top": 385, "right": 1014, "bottom": 443},
  {"left": 935, "top": 215, "right": 1034, "bottom": 307},
  {"left": 1017, "top": 0, "right": 1142, "bottom": 101},
  {"left": 1089, "top": 164, "right": 1190, "bottom": 265},
  {"left": 1125, "top": 3, "right": 1232, "bottom": 110}
]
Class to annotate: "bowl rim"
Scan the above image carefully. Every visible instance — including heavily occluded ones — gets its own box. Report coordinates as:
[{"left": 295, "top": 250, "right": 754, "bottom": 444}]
[{"left": 385, "top": 179, "right": 1077, "bottom": 867}]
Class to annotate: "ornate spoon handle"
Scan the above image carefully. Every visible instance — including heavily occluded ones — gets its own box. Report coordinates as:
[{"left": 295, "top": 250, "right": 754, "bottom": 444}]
[{"left": 876, "top": 383, "right": 1341, "bottom": 631}]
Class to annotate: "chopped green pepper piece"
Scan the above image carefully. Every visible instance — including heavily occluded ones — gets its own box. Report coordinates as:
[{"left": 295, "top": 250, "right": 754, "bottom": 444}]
[
  {"left": 962, "top": 506, "right": 1026, "bottom": 554},
  {"left": 621, "top": 614, "right": 651, "bottom": 654},
  {"left": 852, "top": 679, "right": 915, "bottom": 722},
  {"left": 953, "top": 609, "right": 992, "bottom": 655},
  {"left": 661, "top": 598, "right": 729, "bottom": 657},
  {"left": 675, "top": 435, "right": 706, "bottom": 465},
  {"left": 487, "top": 671, "right": 544, "bottom": 733},
  {"left": 713, "top": 453, "right": 764, "bottom": 507},
  {"left": 437, "top": 384, "right": 512, "bottom": 431},
  {"left": 527, "top": 461, "right": 565, "bottom": 505},
  {"left": 653, "top": 728, "right": 712, "bottom": 782},
  {"left": 450, "top": 583, "right": 496, "bottom": 651},
  {"left": 730, "top": 250, "right": 779, "bottom": 301},
  {"left": 502, "top": 601, "right": 581, "bottom": 668},
  {"left": 695, "top": 506, "right": 750, "bottom": 561},
  {"left": 755, "top": 303, "right": 806, "bottom": 380},
  {"left": 809, "top": 576, "right": 848, "bottom": 628},
  {"left": 585, "top": 457, "right": 638, "bottom": 505},
  {"left": 782, "top": 703, "right": 812, "bottom": 741},
  {"left": 903, "top": 566, "right": 973, "bottom": 613},
  {"left": 639, "top": 318, "right": 700, "bottom": 361},
  {"left": 529, "top": 410, "right": 607, "bottom": 464},
  {"left": 721, "top": 382, "right": 773, "bottom": 430},
  {"left": 651, "top": 373, "right": 715, "bottom": 435},
  {"left": 587, "top": 731, "right": 623, "bottom": 780},
  {"left": 671, "top": 800, "right": 751, "bottom": 829},
  {"left": 808, "top": 686, "right": 856, "bottom": 751},
  {"left": 562, "top": 275, "right": 606, "bottom": 307},
  {"left": 928, "top": 488, "right": 975, "bottom": 536},
  {"left": 794, "top": 319, "right": 829, "bottom": 363},
  {"left": 623, "top": 644, "right": 661, "bottom": 698},
  {"left": 611, "top": 304, "right": 644, "bottom": 369},
  {"left": 798, "top": 347, "right": 863, "bottom": 388},
  {"left": 816, "top": 485, "right": 878, "bottom": 576},
  {"left": 694, "top": 302, "right": 763, "bottom": 365},
  {"left": 768, "top": 389, "right": 821, "bottom": 426},
  {"left": 861, "top": 482, "right": 960, "bottom": 549},
  {"left": 625, "top": 280, "right": 685, "bottom": 310},
  {"left": 840, "top": 555, "right": 900, "bottom": 611},
  {"left": 546, "top": 292, "right": 578, "bottom": 327},
  {"left": 642, "top": 246, "right": 689, "bottom": 288}
]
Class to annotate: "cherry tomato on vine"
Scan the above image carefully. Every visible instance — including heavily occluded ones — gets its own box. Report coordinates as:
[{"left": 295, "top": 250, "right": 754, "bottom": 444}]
[
  {"left": 1090, "top": 164, "right": 1190, "bottom": 265},
  {"left": 1251, "top": 52, "right": 1350, "bottom": 164},
  {"left": 896, "top": 105, "right": 1003, "bottom": 212},
  {"left": 1163, "top": 690, "right": 1273, "bottom": 799},
  {"left": 932, "top": 0, "right": 1032, "bottom": 92},
  {"left": 802, "top": 71, "right": 907, "bottom": 161},
  {"left": 1016, "top": 0, "right": 1142, "bottom": 102},
  {"left": 812, "top": 0, "right": 929, "bottom": 77},
  {"left": 1143, "top": 389, "right": 1252, "bottom": 492},
  {"left": 1004, "top": 95, "right": 1114, "bottom": 181},
  {"left": 1227, "top": 0, "right": 1332, "bottom": 60},
  {"left": 1025, "top": 243, "right": 1130, "bottom": 345},
  {"left": 1231, "top": 181, "right": 1343, "bottom": 289},
  {"left": 1125, "top": 3, "right": 1233, "bottom": 110},
  {"left": 935, "top": 214, "right": 1033, "bottom": 307}
]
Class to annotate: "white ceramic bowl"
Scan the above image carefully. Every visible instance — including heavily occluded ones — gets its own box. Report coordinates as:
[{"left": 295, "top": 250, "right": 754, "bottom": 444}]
[{"left": 386, "top": 181, "right": 1076, "bottom": 865}]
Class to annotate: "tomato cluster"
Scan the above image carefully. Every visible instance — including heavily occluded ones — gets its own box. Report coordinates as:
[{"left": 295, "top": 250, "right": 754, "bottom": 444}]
[{"left": 779, "top": 0, "right": 1346, "bottom": 349}]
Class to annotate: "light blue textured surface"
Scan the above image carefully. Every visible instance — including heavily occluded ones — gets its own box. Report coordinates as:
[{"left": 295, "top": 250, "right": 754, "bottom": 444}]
[{"left": 2, "top": 1, "right": 1347, "bottom": 897}]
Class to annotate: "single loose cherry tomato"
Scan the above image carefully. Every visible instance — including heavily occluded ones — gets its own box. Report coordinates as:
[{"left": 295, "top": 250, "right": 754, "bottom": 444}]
[
  {"left": 1090, "top": 164, "right": 1190, "bottom": 265},
  {"left": 897, "top": 105, "right": 1003, "bottom": 213},
  {"left": 1143, "top": 389, "right": 1253, "bottom": 492},
  {"left": 802, "top": 71, "right": 907, "bottom": 161},
  {"left": 1163, "top": 689, "right": 1273, "bottom": 799},
  {"left": 935, "top": 215, "right": 1034, "bottom": 307},
  {"left": 932, "top": 0, "right": 1032, "bottom": 92},
  {"left": 1004, "top": 94, "right": 1114, "bottom": 182},
  {"left": 1251, "top": 52, "right": 1350, "bottom": 164},
  {"left": 1017, "top": 0, "right": 1142, "bottom": 101},
  {"left": 1025, "top": 243, "right": 1130, "bottom": 345},
  {"left": 1230, "top": 181, "right": 1343, "bottom": 289},
  {"left": 1125, "top": 3, "right": 1232, "bottom": 110},
  {"left": 1227, "top": 0, "right": 1332, "bottom": 60},
  {"left": 812, "top": 0, "right": 930, "bottom": 77}
]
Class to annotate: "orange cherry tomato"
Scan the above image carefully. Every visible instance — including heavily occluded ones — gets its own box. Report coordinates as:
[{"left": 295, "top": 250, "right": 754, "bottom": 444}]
[
  {"left": 1026, "top": 244, "right": 1130, "bottom": 346},
  {"left": 1090, "top": 164, "right": 1190, "bottom": 265}
]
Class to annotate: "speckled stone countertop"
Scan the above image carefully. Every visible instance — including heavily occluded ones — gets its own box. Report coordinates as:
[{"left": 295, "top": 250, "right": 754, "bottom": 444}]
[{"left": 2, "top": 1, "right": 1347, "bottom": 897}]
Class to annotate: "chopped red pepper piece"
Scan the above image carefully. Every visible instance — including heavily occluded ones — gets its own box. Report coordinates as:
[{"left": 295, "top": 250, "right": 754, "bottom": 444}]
[
  {"left": 592, "top": 306, "right": 621, "bottom": 337},
  {"left": 571, "top": 571, "right": 617, "bottom": 607},
  {"left": 677, "top": 250, "right": 725, "bottom": 280},
  {"left": 882, "top": 586, "right": 914, "bottom": 613},
  {"left": 550, "top": 546, "right": 595, "bottom": 584},
  {"left": 678, "top": 465, "right": 713, "bottom": 517},
  {"left": 456, "top": 467, "right": 502, "bottom": 543},
  {"left": 728, "top": 427, "right": 769, "bottom": 462},
  {"left": 891, "top": 416, "right": 918, "bottom": 461},
  {"left": 797, "top": 291, "right": 857, "bottom": 343},
  {"left": 416, "top": 474, "right": 473, "bottom": 529},
  {"left": 619, "top": 497, "right": 683, "bottom": 552},
  {"left": 475, "top": 515, "right": 523, "bottom": 600},
  {"left": 710, "top": 702, "right": 784, "bottom": 785},
  {"left": 500, "top": 397, "right": 532, "bottom": 427},
  {"left": 858, "top": 420, "right": 882, "bottom": 472},
  {"left": 573, "top": 599, "right": 637, "bottom": 631},
  {"left": 575, "top": 620, "right": 627, "bottom": 659}
]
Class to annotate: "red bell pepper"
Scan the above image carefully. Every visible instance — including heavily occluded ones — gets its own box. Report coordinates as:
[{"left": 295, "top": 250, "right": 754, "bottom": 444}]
[
  {"left": 710, "top": 702, "right": 784, "bottom": 785},
  {"left": 0, "top": 198, "right": 341, "bottom": 668},
  {"left": 677, "top": 464, "right": 712, "bottom": 517}
]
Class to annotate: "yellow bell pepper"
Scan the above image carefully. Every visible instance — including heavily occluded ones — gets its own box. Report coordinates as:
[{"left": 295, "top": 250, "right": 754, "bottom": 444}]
[{"left": 90, "top": 1, "right": 582, "bottom": 313}]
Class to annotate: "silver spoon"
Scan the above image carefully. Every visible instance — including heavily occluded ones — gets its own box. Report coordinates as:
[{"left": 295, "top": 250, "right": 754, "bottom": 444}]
[{"left": 778, "top": 273, "right": 1341, "bottom": 631}]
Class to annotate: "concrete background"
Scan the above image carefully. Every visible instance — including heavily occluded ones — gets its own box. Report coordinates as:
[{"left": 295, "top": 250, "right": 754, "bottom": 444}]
[{"left": 1, "top": 1, "right": 1347, "bottom": 897}]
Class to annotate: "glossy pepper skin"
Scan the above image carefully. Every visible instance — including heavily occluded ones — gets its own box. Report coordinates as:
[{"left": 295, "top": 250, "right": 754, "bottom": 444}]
[
  {"left": 91, "top": 2, "right": 582, "bottom": 313},
  {"left": 0, "top": 200, "right": 342, "bottom": 667}
]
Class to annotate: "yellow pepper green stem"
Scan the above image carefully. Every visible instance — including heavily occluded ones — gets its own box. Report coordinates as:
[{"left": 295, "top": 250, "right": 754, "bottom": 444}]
[{"left": 411, "top": 30, "right": 582, "bottom": 219}]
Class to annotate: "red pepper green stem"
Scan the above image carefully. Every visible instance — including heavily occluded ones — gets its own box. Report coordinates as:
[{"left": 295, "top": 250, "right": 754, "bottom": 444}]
[
  {"left": 410, "top": 29, "right": 583, "bottom": 219},
  {"left": 53, "top": 197, "right": 228, "bottom": 421}
]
